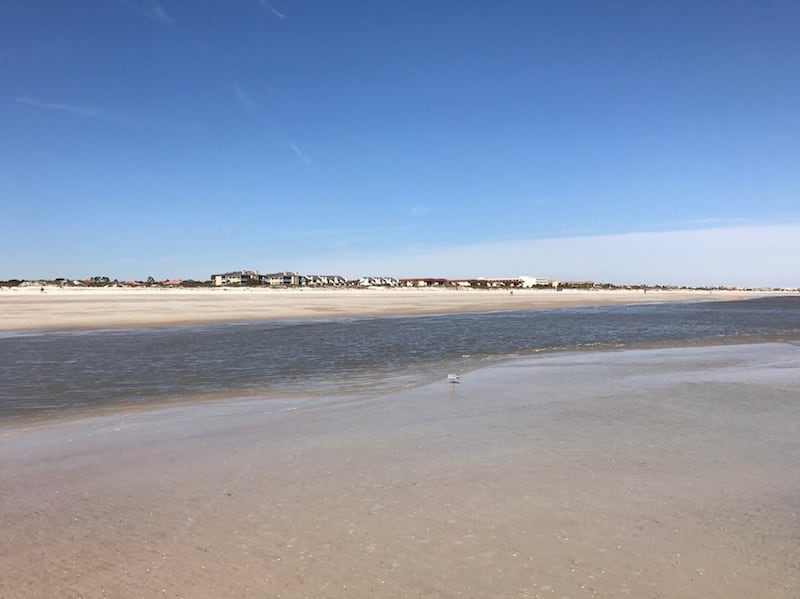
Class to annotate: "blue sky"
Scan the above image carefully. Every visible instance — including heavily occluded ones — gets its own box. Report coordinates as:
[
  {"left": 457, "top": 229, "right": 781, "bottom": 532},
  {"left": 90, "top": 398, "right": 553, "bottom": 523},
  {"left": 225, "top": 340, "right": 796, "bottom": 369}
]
[{"left": 2, "top": 1, "right": 798, "bottom": 286}]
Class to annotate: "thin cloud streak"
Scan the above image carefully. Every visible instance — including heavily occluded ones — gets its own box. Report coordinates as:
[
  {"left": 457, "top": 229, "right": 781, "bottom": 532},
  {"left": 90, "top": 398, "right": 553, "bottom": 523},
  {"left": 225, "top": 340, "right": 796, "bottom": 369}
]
[
  {"left": 258, "top": 0, "right": 286, "bottom": 20},
  {"left": 117, "top": 0, "right": 174, "bottom": 27},
  {"left": 232, "top": 85, "right": 257, "bottom": 110},
  {"left": 15, "top": 96, "right": 125, "bottom": 123},
  {"left": 288, "top": 142, "right": 311, "bottom": 164}
]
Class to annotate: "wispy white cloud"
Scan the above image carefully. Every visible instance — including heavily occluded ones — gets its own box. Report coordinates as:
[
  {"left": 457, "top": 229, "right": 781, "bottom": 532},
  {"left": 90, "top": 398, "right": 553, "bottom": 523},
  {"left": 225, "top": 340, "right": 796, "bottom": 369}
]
[
  {"left": 117, "top": 0, "right": 174, "bottom": 28},
  {"left": 288, "top": 142, "right": 311, "bottom": 164},
  {"left": 288, "top": 223, "right": 800, "bottom": 288},
  {"left": 232, "top": 85, "right": 257, "bottom": 110},
  {"left": 15, "top": 96, "right": 125, "bottom": 123},
  {"left": 258, "top": 0, "right": 286, "bottom": 20},
  {"left": 410, "top": 204, "right": 432, "bottom": 217},
  {"left": 150, "top": 3, "right": 173, "bottom": 26}
]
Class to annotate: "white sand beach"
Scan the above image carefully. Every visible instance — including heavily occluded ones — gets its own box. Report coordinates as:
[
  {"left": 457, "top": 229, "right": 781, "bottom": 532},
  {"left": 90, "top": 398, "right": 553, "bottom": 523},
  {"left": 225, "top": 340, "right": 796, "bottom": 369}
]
[
  {"left": 2, "top": 343, "right": 799, "bottom": 597},
  {"left": 0, "top": 286, "right": 789, "bottom": 331}
]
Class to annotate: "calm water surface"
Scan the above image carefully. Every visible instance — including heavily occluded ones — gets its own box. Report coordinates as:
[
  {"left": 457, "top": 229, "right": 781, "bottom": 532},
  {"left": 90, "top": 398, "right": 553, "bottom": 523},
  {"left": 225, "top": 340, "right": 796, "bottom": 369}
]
[{"left": 1, "top": 297, "right": 799, "bottom": 420}]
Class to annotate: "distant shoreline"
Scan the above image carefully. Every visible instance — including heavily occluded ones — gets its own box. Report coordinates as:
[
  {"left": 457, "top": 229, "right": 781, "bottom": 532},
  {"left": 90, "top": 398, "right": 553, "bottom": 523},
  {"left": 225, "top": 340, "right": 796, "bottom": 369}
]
[{"left": 0, "top": 285, "right": 793, "bottom": 332}]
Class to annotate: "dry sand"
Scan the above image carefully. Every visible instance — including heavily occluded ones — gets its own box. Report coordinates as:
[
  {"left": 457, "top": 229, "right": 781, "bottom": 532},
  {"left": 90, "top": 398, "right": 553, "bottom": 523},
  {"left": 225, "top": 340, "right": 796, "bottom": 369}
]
[
  {"left": 2, "top": 342, "right": 799, "bottom": 597},
  {"left": 0, "top": 286, "right": 788, "bottom": 331}
]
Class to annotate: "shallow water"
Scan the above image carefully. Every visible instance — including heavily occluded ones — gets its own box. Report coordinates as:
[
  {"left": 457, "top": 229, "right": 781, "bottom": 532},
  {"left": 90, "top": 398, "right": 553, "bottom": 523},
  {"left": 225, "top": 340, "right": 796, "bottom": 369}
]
[
  {"left": 3, "top": 342, "right": 799, "bottom": 597},
  {"left": 1, "top": 297, "right": 799, "bottom": 420}
]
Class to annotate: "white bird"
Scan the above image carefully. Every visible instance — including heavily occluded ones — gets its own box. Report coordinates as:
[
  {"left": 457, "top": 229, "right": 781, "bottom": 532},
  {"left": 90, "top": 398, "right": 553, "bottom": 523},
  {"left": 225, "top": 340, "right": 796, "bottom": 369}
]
[{"left": 447, "top": 373, "right": 460, "bottom": 384}]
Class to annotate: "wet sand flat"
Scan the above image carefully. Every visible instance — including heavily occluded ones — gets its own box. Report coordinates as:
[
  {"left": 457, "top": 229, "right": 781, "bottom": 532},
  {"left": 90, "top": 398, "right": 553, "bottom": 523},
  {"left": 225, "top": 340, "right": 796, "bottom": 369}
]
[
  {"left": 2, "top": 343, "right": 799, "bottom": 597},
  {"left": 0, "top": 286, "right": 786, "bottom": 331}
]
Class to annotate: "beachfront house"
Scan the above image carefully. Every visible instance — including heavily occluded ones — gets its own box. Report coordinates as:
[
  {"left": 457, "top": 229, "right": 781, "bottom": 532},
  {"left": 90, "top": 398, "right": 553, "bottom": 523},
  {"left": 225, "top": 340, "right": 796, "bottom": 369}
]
[
  {"left": 470, "top": 278, "right": 523, "bottom": 288},
  {"left": 399, "top": 278, "right": 449, "bottom": 287},
  {"left": 211, "top": 270, "right": 260, "bottom": 286},
  {"left": 211, "top": 269, "right": 351, "bottom": 287},
  {"left": 358, "top": 276, "right": 399, "bottom": 287},
  {"left": 261, "top": 271, "right": 302, "bottom": 287},
  {"left": 519, "top": 276, "right": 553, "bottom": 288},
  {"left": 305, "top": 274, "right": 347, "bottom": 287}
]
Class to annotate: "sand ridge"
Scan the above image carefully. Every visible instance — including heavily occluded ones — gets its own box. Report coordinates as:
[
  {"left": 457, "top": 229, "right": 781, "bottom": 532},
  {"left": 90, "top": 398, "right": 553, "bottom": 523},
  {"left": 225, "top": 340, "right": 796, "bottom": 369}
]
[{"left": 0, "top": 286, "right": 788, "bottom": 331}]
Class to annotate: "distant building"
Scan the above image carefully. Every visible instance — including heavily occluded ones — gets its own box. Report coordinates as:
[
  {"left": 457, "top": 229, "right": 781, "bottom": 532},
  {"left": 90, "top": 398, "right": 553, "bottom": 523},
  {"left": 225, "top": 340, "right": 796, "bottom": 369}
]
[
  {"left": 260, "top": 271, "right": 301, "bottom": 286},
  {"left": 211, "top": 270, "right": 260, "bottom": 286},
  {"left": 519, "top": 276, "right": 553, "bottom": 288},
  {"left": 399, "top": 277, "right": 448, "bottom": 287},
  {"left": 358, "top": 276, "right": 399, "bottom": 287},
  {"left": 486, "top": 278, "right": 522, "bottom": 288},
  {"left": 211, "top": 269, "right": 352, "bottom": 287},
  {"left": 450, "top": 278, "right": 522, "bottom": 288},
  {"left": 305, "top": 274, "right": 347, "bottom": 287}
]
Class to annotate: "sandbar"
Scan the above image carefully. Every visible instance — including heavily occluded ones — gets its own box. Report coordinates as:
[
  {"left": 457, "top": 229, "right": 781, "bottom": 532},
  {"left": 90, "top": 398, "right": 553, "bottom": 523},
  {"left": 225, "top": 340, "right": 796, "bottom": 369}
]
[
  {"left": 0, "top": 286, "right": 791, "bottom": 331},
  {"left": 2, "top": 342, "right": 799, "bottom": 597}
]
